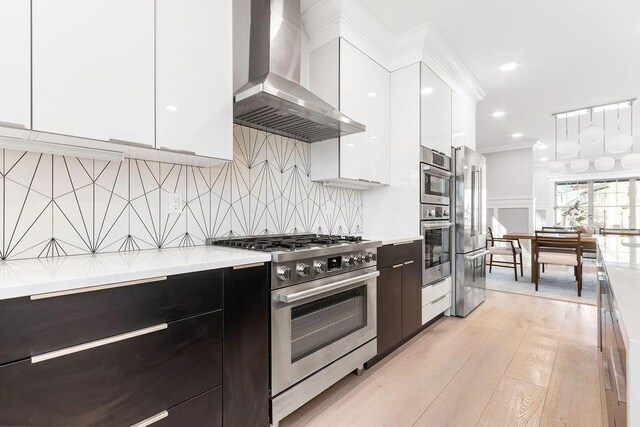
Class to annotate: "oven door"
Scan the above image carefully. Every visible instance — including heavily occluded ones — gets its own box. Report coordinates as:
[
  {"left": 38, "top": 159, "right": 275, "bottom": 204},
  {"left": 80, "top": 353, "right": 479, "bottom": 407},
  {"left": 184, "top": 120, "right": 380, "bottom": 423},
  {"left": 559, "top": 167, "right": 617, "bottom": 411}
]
[
  {"left": 421, "top": 221, "right": 452, "bottom": 286},
  {"left": 421, "top": 163, "right": 452, "bottom": 205},
  {"left": 271, "top": 267, "right": 378, "bottom": 396}
]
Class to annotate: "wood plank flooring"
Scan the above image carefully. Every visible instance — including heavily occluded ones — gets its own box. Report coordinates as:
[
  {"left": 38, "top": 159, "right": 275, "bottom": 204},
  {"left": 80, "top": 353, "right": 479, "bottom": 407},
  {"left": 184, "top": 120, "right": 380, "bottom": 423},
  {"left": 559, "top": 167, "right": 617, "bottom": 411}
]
[{"left": 280, "top": 290, "right": 603, "bottom": 427}]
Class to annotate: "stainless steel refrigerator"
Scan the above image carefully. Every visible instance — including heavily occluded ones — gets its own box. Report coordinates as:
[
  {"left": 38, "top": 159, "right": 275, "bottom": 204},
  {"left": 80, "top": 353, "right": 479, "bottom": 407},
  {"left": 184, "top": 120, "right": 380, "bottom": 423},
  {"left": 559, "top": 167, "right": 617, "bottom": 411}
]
[{"left": 452, "top": 146, "right": 487, "bottom": 317}]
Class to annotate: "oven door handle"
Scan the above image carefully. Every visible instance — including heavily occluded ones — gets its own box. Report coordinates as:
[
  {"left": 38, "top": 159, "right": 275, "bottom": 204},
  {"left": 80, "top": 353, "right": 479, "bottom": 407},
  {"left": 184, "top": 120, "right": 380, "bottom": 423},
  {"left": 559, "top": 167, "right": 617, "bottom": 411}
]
[
  {"left": 422, "top": 222, "right": 452, "bottom": 230},
  {"left": 422, "top": 164, "right": 453, "bottom": 178},
  {"left": 275, "top": 271, "right": 380, "bottom": 304}
]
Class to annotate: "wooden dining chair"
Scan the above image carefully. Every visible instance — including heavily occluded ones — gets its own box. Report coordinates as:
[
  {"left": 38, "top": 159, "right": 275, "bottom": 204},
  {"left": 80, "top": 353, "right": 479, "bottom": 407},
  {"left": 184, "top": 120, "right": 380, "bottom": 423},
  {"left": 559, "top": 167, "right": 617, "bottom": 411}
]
[
  {"left": 539, "top": 226, "right": 579, "bottom": 271},
  {"left": 485, "top": 227, "right": 523, "bottom": 281},
  {"left": 600, "top": 228, "right": 640, "bottom": 236},
  {"left": 534, "top": 231, "right": 583, "bottom": 297}
]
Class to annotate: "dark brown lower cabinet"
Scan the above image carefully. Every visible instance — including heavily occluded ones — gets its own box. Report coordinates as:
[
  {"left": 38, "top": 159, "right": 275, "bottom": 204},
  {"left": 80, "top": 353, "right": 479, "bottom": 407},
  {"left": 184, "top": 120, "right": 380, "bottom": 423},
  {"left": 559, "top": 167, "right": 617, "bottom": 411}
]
[
  {"left": 376, "top": 265, "right": 403, "bottom": 355},
  {"left": 156, "top": 387, "right": 222, "bottom": 427},
  {"left": 401, "top": 259, "right": 422, "bottom": 338},
  {"left": 0, "top": 311, "right": 222, "bottom": 426},
  {"left": 369, "top": 240, "right": 423, "bottom": 367}
]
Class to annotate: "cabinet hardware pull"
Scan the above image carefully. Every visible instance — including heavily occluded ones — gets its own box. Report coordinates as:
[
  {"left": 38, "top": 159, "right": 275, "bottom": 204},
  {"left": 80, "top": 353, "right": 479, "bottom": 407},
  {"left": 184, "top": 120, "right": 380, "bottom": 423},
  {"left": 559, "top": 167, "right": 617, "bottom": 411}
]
[
  {"left": 422, "top": 164, "right": 453, "bottom": 177},
  {"left": 276, "top": 271, "right": 379, "bottom": 303},
  {"left": 404, "top": 260, "right": 414, "bottom": 265},
  {"left": 0, "top": 121, "right": 27, "bottom": 129},
  {"left": 609, "top": 346, "right": 627, "bottom": 404},
  {"left": 30, "top": 276, "right": 167, "bottom": 300},
  {"left": 392, "top": 263, "right": 403, "bottom": 269},
  {"left": 108, "top": 138, "right": 153, "bottom": 149},
  {"left": 432, "top": 294, "right": 448, "bottom": 304},
  {"left": 31, "top": 323, "right": 168, "bottom": 364},
  {"left": 131, "top": 410, "right": 169, "bottom": 427},
  {"left": 233, "top": 262, "right": 265, "bottom": 270},
  {"left": 159, "top": 146, "right": 196, "bottom": 156},
  {"left": 603, "top": 359, "right": 612, "bottom": 391}
]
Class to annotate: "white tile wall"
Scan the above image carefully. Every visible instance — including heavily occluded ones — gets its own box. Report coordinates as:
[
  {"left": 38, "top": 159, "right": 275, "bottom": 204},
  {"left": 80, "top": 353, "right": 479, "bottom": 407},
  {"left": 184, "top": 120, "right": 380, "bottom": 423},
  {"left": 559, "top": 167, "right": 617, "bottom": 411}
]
[{"left": 0, "top": 125, "right": 364, "bottom": 260}]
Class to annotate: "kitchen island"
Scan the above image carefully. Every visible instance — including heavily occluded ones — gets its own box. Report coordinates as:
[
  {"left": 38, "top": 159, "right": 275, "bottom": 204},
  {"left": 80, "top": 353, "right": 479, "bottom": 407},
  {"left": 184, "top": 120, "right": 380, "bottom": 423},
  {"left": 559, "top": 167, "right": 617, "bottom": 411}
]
[{"left": 598, "top": 235, "right": 640, "bottom": 426}]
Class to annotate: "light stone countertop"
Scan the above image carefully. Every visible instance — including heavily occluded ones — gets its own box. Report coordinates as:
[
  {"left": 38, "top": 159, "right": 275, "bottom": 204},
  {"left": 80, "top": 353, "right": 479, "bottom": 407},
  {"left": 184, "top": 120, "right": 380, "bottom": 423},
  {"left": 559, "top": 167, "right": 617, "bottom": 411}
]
[
  {"left": 360, "top": 234, "right": 423, "bottom": 246},
  {"left": 0, "top": 246, "right": 271, "bottom": 301}
]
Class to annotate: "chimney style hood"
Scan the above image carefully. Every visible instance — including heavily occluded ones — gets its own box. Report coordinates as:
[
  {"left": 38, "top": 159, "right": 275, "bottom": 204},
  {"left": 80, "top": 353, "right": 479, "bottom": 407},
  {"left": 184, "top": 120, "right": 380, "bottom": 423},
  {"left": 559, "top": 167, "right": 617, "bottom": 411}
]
[{"left": 234, "top": 0, "right": 365, "bottom": 143}]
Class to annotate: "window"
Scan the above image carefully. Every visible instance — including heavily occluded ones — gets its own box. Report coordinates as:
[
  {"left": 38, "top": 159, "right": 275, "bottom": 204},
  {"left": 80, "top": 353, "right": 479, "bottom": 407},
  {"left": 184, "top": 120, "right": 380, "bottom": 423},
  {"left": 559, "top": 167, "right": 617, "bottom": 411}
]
[
  {"left": 555, "top": 181, "right": 589, "bottom": 227},
  {"left": 555, "top": 178, "right": 638, "bottom": 229}
]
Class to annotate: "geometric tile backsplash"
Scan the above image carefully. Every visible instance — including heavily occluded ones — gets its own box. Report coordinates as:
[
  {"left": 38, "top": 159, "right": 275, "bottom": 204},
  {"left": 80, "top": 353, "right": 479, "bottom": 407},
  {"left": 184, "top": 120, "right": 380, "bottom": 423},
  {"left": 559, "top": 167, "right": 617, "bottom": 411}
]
[{"left": 0, "top": 125, "right": 363, "bottom": 260}]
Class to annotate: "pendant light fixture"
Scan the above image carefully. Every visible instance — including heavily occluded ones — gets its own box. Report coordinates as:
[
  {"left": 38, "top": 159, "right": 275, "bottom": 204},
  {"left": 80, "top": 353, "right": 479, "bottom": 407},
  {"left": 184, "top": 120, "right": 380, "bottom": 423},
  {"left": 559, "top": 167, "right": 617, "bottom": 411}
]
[
  {"left": 570, "top": 114, "right": 589, "bottom": 171},
  {"left": 557, "top": 115, "right": 579, "bottom": 158},
  {"left": 549, "top": 119, "right": 565, "bottom": 173},
  {"left": 595, "top": 108, "right": 615, "bottom": 171},
  {"left": 580, "top": 108, "right": 604, "bottom": 144},
  {"left": 607, "top": 102, "right": 633, "bottom": 153},
  {"left": 621, "top": 102, "right": 640, "bottom": 168}
]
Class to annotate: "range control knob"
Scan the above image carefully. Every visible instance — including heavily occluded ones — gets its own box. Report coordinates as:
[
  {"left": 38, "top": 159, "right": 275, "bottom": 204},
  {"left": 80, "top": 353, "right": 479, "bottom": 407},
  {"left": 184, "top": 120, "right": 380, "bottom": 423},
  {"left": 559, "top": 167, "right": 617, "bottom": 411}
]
[
  {"left": 428, "top": 209, "right": 436, "bottom": 217},
  {"left": 367, "top": 252, "right": 377, "bottom": 262},
  {"left": 296, "top": 263, "right": 311, "bottom": 277},
  {"left": 363, "top": 253, "right": 372, "bottom": 262},
  {"left": 277, "top": 266, "right": 292, "bottom": 281},
  {"left": 355, "top": 254, "right": 364, "bottom": 264},
  {"left": 343, "top": 255, "right": 354, "bottom": 266},
  {"left": 314, "top": 260, "right": 327, "bottom": 273}
]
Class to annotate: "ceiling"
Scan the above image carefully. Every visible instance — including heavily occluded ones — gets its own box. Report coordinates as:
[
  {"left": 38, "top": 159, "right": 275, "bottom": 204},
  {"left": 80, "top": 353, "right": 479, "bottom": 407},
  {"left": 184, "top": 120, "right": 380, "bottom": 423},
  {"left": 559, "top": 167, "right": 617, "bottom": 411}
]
[{"left": 303, "top": 0, "right": 640, "bottom": 161}]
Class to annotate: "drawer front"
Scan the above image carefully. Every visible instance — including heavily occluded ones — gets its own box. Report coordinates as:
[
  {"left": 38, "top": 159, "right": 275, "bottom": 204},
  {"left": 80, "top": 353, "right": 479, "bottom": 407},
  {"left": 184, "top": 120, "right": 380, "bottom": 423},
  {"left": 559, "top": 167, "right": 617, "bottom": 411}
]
[
  {"left": 147, "top": 387, "right": 222, "bottom": 427},
  {"left": 422, "top": 292, "right": 451, "bottom": 325},
  {"left": 0, "top": 311, "right": 222, "bottom": 426},
  {"left": 0, "top": 269, "right": 222, "bottom": 365},
  {"left": 378, "top": 239, "right": 422, "bottom": 268},
  {"left": 422, "top": 277, "right": 451, "bottom": 306}
]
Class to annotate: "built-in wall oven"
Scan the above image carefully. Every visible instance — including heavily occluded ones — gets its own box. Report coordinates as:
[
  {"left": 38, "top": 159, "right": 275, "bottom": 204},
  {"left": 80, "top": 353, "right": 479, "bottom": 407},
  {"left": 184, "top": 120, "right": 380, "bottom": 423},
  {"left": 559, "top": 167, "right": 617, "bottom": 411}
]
[
  {"left": 420, "top": 147, "right": 452, "bottom": 205},
  {"left": 421, "top": 204, "right": 452, "bottom": 286}
]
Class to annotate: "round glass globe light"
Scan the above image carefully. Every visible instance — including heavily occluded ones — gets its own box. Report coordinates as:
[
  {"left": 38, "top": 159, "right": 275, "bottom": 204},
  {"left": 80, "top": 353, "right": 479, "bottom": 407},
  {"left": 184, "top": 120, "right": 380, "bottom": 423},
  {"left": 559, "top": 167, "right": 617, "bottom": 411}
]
[
  {"left": 579, "top": 122, "right": 604, "bottom": 144},
  {"left": 570, "top": 158, "right": 589, "bottom": 172},
  {"left": 594, "top": 156, "right": 615, "bottom": 171},
  {"left": 606, "top": 132, "right": 633, "bottom": 153},
  {"left": 548, "top": 160, "right": 565, "bottom": 173},
  {"left": 621, "top": 153, "right": 640, "bottom": 169},
  {"left": 557, "top": 139, "right": 579, "bottom": 158}
]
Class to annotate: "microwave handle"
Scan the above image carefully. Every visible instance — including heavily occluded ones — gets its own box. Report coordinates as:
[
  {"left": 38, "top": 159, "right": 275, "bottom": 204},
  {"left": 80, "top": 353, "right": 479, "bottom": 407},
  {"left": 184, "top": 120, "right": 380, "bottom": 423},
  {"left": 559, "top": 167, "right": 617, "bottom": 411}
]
[
  {"left": 422, "top": 164, "right": 453, "bottom": 178},
  {"left": 275, "top": 271, "right": 380, "bottom": 304}
]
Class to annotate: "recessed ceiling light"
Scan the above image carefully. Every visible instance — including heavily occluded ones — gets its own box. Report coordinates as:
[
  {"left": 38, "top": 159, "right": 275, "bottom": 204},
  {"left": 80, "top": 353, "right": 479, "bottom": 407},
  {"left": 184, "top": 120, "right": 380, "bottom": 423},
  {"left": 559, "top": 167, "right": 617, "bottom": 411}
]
[
  {"left": 512, "top": 133, "right": 523, "bottom": 138},
  {"left": 166, "top": 105, "right": 178, "bottom": 112},
  {"left": 492, "top": 111, "right": 505, "bottom": 118},
  {"left": 368, "top": 92, "right": 377, "bottom": 98},
  {"left": 499, "top": 62, "right": 518, "bottom": 72},
  {"left": 540, "top": 157, "right": 549, "bottom": 162},
  {"left": 421, "top": 87, "right": 434, "bottom": 95}
]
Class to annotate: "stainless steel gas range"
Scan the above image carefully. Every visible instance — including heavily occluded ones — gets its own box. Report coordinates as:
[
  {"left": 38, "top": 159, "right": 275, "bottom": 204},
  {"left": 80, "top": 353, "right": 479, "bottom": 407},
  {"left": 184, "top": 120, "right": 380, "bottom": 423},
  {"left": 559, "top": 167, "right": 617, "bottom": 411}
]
[{"left": 209, "top": 234, "right": 381, "bottom": 427}]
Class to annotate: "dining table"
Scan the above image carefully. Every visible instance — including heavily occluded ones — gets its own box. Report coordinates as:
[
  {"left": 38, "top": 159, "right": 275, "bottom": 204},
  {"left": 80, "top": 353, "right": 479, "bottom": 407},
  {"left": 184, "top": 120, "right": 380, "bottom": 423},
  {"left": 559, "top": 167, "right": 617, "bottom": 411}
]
[{"left": 502, "top": 232, "right": 597, "bottom": 283}]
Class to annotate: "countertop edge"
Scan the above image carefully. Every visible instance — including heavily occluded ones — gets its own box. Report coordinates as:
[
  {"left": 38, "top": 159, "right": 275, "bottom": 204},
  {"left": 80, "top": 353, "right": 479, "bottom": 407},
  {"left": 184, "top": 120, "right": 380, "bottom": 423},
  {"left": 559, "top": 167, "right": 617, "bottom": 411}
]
[{"left": 360, "top": 235, "right": 423, "bottom": 246}]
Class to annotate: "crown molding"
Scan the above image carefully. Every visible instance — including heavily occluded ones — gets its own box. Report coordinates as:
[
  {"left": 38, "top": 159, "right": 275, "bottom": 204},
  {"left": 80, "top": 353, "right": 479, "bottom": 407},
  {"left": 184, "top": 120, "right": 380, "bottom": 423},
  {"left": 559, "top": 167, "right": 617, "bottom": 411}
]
[{"left": 302, "top": 2, "right": 485, "bottom": 104}]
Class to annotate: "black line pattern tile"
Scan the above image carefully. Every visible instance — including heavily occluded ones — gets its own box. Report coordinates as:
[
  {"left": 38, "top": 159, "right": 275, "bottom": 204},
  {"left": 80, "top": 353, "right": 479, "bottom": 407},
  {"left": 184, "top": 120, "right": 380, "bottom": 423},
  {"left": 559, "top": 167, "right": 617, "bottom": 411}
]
[{"left": 0, "top": 125, "right": 364, "bottom": 260}]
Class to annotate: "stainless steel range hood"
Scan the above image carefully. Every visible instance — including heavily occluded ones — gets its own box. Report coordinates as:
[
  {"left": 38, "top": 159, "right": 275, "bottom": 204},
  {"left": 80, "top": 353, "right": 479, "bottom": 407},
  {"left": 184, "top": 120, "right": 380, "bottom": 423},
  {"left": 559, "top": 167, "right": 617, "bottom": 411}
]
[{"left": 234, "top": 0, "right": 365, "bottom": 143}]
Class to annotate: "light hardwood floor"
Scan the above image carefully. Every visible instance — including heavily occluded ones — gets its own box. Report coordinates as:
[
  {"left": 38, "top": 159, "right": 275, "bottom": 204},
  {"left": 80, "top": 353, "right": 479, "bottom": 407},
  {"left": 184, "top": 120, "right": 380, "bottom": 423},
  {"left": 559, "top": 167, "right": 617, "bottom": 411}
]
[{"left": 280, "top": 290, "right": 604, "bottom": 427}]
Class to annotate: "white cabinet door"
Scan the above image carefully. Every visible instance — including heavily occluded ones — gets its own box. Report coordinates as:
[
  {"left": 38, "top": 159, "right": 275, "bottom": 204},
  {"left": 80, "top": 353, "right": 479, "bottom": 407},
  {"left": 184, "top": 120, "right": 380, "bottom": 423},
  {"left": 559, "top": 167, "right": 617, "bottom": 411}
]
[
  {"left": 452, "top": 91, "right": 476, "bottom": 150},
  {"left": 421, "top": 64, "right": 452, "bottom": 154},
  {"left": 0, "top": 0, "right": 30, "bottom": 130},
  {"left": 32, "top": 0, "right": 154, "bottom": 145},
  {"left": 339, "top": 41, "right": 369, "bottom": 182},
  {"left": 339, "top": 40, "right": 389, "bottom": 184},
  {"left": 156, "top": 0, "right": 233, "bottom": 160}
]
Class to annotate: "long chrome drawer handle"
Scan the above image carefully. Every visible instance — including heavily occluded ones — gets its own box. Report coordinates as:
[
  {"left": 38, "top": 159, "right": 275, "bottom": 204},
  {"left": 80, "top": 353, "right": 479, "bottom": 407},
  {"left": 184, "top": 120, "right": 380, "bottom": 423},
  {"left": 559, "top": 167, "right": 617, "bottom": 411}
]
[
  {"left": 275, "top": 271, "right": 380, "bottom": 304},
  {"left": 131, "top": 410, "right": 169, "bottom": 427},
  {"left": 609, "top": 346, "right": 627, "bottom": 404},
  {"left": 431, "top": 294, "right": 448, "bottom": 304},
  {"left": 404, "top": 260, "right": 414, "bottom": 265},
  {"left": 31, "top": 323, "right": 168, "bottom": 364},
  {"left": 30, "top": 276, "right": 167, "bottom": 300},
  {"left": 233, "top": 262, "right": 265, "bottom": 270},
  {"left": 603, "top": 359, "right": 612, "bottom": 391},
  {"left": 392, "top": 263, "right": 403, "bottom": 269},
  {"left": 0, "top": 121, "right": 27, "bottom": 129}
]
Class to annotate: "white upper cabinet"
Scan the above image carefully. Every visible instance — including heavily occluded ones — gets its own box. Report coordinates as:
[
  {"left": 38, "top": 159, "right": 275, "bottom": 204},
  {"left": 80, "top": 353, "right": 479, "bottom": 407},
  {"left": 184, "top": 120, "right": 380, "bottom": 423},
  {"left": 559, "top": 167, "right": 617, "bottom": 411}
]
[
  {"left": 309, "top": 38, "right": 390, "bottom": 188},
  {"left": 32, "top": 0, "right": 155, "bottom": 146},
  {"left": 156, "top": 0, "right": 233, "bottom": 160},
  {"left": 452, "top": 91, "right": 477, "bottom": 150},
  {"left": 421, "top": 64, "right": 452, "bottom": 154},
  {"left": 0, "top": 0, "right": 31, "bottom": 131}
]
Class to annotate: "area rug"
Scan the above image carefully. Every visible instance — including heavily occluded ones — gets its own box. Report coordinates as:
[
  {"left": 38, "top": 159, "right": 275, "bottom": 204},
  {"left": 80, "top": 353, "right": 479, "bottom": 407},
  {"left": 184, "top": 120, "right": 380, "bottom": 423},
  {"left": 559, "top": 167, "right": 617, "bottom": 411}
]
[{"left": 486, "top": 261, "right": 597, "bottom": 305}]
